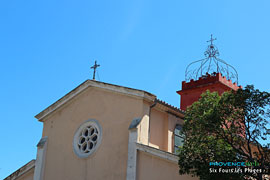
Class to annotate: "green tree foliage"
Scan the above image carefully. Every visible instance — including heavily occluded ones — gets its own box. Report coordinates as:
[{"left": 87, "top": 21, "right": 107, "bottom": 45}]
[{"left": 178, "top": 85, "right": 270, "bottom": 180}]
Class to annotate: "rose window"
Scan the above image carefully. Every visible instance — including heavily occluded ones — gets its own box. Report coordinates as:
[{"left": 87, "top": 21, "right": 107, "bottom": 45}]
[{"left": 73, "top": 119, "right": 102, "bottom": 158}]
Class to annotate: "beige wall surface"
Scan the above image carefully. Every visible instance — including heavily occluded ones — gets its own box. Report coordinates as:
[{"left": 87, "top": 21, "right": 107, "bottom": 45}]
[
  {"left": 16, "top": 168, "right": 34, "bottom": 180},
  {"left": 149, "top": 108, "right": 184, "bottom": 152},
  {"left": 149, "top": 109, "right": 168, "bottom": 151},
  {"left": 41, "top": 87, "right": 146, "bottom": 180},
  {"left": 136, "top": 151, "right": 198, "bottom": 180}
]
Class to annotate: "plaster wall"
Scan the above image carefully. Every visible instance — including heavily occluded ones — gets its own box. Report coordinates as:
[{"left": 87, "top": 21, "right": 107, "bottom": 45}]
[
  {"left": 148, "top": 108, "right": 184, "bottom": 152},
  {"left": 136, "top": 101, "right": 151, "bottom": 145},
  {"left": 40, "top": 87, "right": 145, "bottom": 180},
  {"left": 149, "top": 109, "right": 168, "bottom": 151},
  {"left": 136, "top": 151, "right": 198, "bottom": 180}
]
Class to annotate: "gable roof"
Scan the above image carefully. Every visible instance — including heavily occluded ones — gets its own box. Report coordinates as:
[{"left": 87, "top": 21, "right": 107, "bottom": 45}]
[
  {"left": 35, "top": 80, "right": 156, "bottom": 121},
  {"left": 4, "top": 160, "right": 35, "bottom": 180},
  {"left": 35, "top": 80, "right": 184, "bottom": 122}
]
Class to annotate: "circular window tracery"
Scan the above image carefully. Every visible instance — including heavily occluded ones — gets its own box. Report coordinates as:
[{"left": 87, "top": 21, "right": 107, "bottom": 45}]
[{"left": 73, "top": 119, "right": 102, "bottom": 158}]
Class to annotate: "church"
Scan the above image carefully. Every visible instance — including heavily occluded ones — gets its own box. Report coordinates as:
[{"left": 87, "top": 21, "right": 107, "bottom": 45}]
[{"left": 5, "top": 37, "right": 241, "bottom": 180}]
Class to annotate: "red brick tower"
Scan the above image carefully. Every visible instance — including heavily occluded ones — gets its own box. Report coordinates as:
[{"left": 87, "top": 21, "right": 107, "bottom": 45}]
[{"left": 178, "top": 35, "right": 241, "bottom": 111}]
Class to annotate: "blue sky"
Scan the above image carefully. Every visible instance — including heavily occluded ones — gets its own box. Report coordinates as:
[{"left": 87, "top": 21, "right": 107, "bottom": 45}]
[{"left": 1, "top": 0, "right": 270, "bottom": 178}]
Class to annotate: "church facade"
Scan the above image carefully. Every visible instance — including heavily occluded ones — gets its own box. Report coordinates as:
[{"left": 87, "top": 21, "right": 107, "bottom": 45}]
[
  {"left": 5, "top": 72, "right": 240, "bottom": 180},
  {"left": 5, "top": 79, "right": 197, "bottom": 180},
  {"left": 5, "top": 37, "right": 243, "bottom": 180}
]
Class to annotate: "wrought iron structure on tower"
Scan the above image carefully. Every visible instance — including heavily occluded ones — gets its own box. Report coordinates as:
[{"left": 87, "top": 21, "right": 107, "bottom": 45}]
[{"left": 185, "top": 35, "right": 238, "bottom": 84}]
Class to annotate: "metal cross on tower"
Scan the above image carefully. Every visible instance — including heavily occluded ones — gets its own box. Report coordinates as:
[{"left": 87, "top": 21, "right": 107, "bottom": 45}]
[
  {"left": 207, "top": 34, "right": 217, "bottom": 45},
  {"left": 91, "top": 60, "right": 100, "bottom": 80}
]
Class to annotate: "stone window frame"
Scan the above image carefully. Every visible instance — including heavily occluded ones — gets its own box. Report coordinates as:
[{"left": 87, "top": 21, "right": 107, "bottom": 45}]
[{"left": 73, "top": 119, "right": 102, "bottom": 158}]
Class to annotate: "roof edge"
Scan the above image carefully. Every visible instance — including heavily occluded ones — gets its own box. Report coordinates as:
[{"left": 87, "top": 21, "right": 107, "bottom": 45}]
[
  {"left": 4, "top": 160, "right": 35, "bottom": 180},
  {"left": 155, "top": 99, "right": 185, "bottom": 117},
  {"left": 35, "top": 80, "right": 156, "bottom": 122}
]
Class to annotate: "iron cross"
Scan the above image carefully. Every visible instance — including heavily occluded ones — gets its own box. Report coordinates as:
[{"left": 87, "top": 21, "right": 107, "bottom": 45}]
[
  {"left": 91, "top": 60, "right": 100, "bottom": 80},
  {"left": 207, "top": 34, "right": 217, "bottom": 45}
]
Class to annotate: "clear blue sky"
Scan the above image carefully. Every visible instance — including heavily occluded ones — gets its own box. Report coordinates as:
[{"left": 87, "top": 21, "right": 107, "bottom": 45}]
[{"left": 1, "top": 0, "right": 270, "bottom": 178}]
